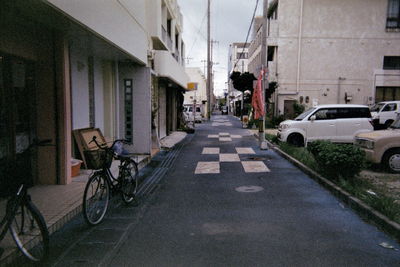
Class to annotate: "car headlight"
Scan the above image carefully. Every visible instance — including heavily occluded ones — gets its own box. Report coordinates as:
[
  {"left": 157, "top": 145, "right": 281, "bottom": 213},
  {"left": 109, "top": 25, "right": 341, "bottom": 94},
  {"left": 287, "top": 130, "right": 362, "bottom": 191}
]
[
  {"left": 356, "top": 138, "right": 374, "bottom": 149},
  {"left": 279, "top": 124, "right": 290, "bottom": 130}
]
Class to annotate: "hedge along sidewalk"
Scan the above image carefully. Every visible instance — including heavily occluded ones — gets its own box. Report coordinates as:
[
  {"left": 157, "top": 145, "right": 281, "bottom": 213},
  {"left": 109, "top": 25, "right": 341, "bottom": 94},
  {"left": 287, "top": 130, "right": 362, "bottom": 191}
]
[{"left": 265, "top": 140, "right": 400, "bottom": 241}]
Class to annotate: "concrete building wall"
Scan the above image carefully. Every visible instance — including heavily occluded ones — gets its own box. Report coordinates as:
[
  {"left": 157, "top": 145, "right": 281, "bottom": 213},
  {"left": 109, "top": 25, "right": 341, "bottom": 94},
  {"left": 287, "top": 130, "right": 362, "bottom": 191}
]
[
  {"left": 118, "top": 63, "right": 152, "bottom": 154},
  {"left": 270, "top": 0, "right": 400, "bottom": 115},
  {"left": 70, "top": 38, "right": 90, "bottom": 130},
  {"left": 45, "top": 0, "right": 149, "bottom": 64},
  {"left": 184, "top": 68, "right": 207, "bottom": 104}
]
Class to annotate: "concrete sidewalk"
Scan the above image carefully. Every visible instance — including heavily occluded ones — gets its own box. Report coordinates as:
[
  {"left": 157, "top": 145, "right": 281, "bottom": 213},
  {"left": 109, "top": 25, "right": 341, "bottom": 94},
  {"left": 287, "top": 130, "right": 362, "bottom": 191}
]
[{"left": 0, "top": 131, "right": 186, "bottom": 265}]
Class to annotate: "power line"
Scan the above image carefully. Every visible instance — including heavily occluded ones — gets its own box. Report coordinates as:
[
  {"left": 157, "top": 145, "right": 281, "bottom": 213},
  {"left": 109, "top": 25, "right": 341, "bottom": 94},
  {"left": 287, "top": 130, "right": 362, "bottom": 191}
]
[
  {"left": 232, "top": 0, "right": 260, "bottom": 72},
  {"left": 187, "top": 10, "right": 208, "bottom": 58}
]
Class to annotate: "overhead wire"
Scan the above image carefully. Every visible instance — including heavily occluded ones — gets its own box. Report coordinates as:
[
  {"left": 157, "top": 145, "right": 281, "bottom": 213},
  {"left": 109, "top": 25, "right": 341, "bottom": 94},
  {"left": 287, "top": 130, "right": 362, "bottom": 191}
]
[
  {"left": 187, "top": 10, "right": 208, "bottom": 59},
  {"left": 232, "top": 0, "right": 260, "bottom": 72}
]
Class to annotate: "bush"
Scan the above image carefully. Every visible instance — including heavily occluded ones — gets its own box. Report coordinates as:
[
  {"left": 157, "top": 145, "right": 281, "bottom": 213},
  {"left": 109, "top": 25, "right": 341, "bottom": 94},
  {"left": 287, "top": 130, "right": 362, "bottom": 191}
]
[{"left": 307, "top": 141, "right": 366, "bottom": 180}]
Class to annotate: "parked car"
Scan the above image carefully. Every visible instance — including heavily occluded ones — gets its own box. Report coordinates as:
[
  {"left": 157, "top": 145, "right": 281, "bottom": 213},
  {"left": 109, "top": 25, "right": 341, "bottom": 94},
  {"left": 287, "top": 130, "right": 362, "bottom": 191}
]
[
  {"left": 370, "top": 101, "right": 400, "bottom": 129},
  {"left": 277, "top": 104, "right": 373, "bottom": 146},
  {"left": 221, "top": 106, "right": 228, "bottom": 115},
  {"left": 184, "top": 105, "right": 202, "bottom": 123},
  {"left": 355, "top": 116, "right": 400, "bottom": 173}
]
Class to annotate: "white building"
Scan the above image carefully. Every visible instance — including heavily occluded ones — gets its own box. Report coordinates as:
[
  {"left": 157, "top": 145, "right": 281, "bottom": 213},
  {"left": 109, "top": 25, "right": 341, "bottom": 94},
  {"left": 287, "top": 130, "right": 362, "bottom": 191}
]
[
  {"left": 266, "top": 0, "right": 400, "bottom": 118},
  {"left": 227, "top": 43, "right": 250, "bottom": 114},
  {"left": 184, "top": 68, "right": 207, "bottom": 117},
  {"left": 0, "top": 0, "right": 188, "bottom": 187}
]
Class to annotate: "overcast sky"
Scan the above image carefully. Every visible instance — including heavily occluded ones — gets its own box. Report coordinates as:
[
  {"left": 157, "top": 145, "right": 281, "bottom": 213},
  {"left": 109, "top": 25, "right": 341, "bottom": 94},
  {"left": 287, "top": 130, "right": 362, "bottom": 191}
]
[{"left": 177, "top": 0, "right": 262, "bottom": 97}]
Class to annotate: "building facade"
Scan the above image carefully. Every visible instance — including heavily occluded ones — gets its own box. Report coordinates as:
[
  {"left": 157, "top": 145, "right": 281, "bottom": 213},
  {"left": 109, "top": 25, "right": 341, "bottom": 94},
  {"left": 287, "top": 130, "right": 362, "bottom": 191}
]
[
  {"left": 266, "top": 0, "right": 400, "bottom": 118},
  {"left": 0, "top": 0, "right": 188, "bottom": 187}
]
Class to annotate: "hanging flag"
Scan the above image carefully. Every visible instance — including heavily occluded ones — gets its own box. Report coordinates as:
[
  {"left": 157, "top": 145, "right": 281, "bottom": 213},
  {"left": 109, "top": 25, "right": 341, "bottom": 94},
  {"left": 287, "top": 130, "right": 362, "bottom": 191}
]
[{"left": 252, "top": 69, "right": 265, "bottom": 119}]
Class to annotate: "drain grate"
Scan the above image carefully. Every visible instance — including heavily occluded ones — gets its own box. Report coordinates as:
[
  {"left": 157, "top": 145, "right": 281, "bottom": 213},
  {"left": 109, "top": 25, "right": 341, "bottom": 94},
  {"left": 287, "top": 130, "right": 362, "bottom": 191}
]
[{"left": 247, "top": 156, "right": 267, "bottom": 161}]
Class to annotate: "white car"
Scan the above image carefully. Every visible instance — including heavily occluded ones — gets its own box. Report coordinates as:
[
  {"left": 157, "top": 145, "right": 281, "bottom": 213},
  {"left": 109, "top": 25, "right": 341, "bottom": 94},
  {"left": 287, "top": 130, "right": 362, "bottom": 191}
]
[
  {"left": 184, "top": 106, "right": 202, "bottom": 123},
  {"left": 277, "top": 104, "right": 373, "bottom": 146},
  {"left": 370, "top": 101, "right": 400, "bottom": 129}
]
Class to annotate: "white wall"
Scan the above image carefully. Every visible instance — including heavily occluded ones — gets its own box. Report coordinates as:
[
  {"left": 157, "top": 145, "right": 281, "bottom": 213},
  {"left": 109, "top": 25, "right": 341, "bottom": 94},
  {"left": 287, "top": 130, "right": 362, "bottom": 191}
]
[
  {"left": 118, "top": 63, "right": 152, "bottom": 154},
  {"left": 154, "top": 50, "right": 189, "bottom": 88},
  {"left": 45, "top": 0, "right": 149, "bottom": 64},
  {"left": 70, "top": 38, "right": 90, "bottom": 130},
  {"left": 273, "top": 0, "right": 400, "bottom": 113},
  {"left": 184, "top": 68, "right": 207, "bottom": 104}
]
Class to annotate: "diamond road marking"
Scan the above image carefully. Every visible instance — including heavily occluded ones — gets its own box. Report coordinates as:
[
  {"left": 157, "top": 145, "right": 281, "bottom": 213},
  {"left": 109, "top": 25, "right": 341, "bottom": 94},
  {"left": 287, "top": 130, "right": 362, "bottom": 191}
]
[
  {"left": 219, "top": 153, "right": 241, "bottom": 162},
  {"left": 195, "top": 162, "right": 220, "bottom": 174},
  {"left": 241, "top": 161, "right": 270, "bottom": 173},
  {"left": 208, "top": 135, "right": 219, "bottom": 138},
  {"left": 235, "top": 147, "right": 256, "bottom": 154},
  {"left": 202, "top": 147, "right": 220, "bottom": 154},
  {"left": 219, "top": 137, "right": 232, "bottom": 142}
]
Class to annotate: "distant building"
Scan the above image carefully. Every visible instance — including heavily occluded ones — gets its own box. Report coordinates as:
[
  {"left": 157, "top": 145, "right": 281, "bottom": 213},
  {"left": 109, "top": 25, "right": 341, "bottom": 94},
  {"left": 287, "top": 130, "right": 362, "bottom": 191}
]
[
  {"left": 184, "top": 67, "right": 207, "bottom": 117},
  {"left": 227, "top": 43, "right": 250, "bottom": 113},
  {"left": 266, "top": 0, "right": 400, "bottom": 118}
]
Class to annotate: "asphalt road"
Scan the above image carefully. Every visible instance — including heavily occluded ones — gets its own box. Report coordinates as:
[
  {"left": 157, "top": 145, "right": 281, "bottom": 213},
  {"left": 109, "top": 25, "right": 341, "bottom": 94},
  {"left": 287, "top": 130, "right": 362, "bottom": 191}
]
[{"left": 43, "top": 114, "right": 399, "bottom": 267}]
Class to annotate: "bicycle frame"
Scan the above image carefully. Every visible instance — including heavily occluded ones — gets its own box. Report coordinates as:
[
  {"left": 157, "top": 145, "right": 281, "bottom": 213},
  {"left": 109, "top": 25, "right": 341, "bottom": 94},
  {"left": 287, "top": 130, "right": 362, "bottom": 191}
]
[{"left": 0, "top": 185, "right": 26, "bottom": 242}]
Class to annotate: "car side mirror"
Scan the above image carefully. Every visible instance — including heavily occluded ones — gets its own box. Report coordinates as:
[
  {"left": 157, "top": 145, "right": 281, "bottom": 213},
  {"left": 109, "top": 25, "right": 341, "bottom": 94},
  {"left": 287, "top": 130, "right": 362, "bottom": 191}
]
[{"left": 310, "top": 115, "right": 316, "bottom": 121}]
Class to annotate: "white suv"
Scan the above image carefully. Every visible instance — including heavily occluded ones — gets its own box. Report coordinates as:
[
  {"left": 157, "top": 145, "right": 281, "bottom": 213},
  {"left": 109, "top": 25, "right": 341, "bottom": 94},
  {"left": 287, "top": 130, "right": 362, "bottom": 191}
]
[
  {"left": 370, "top": 101, "right": 400, "bottom": 129},
  {"left": 277, "top": 104, "right": 373, "bottom": 146}
]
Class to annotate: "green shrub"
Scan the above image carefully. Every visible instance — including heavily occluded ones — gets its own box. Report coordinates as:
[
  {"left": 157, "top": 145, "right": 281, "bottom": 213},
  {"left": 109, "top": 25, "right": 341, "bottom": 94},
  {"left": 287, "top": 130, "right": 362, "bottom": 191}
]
[{"left": 307, "top": 141, "right": 366, "bottom": 180}]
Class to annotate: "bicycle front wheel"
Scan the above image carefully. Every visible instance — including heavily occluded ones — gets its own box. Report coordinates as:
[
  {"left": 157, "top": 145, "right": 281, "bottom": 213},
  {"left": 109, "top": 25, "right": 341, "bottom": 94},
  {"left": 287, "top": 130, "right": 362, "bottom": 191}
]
[
  {"left": 83, "top": 173, "right": 110, "bottom": 225},
  {"left": 120, "top": 159, "right": 139, "bottom": 205},
  {"left": 9, "top": 201, "right": 49, "bottom": 262}
]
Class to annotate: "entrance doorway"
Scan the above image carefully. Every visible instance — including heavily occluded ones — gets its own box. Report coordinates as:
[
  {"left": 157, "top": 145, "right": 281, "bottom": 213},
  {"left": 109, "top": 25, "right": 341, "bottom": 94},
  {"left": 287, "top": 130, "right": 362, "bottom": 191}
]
[
  {"left": 284, "top": 100, "right": 296, "bottom": 119},
  {"left": 0, "top": 53, "right": 37, "bottom": 187}
]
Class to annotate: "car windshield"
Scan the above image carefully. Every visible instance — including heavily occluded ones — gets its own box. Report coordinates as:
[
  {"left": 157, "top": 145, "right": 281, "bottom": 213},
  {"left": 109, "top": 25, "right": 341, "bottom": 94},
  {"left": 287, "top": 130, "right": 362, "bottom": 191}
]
[
  {"left": 295, "top": 108, "right": 316, "bottom": 121},
  {"left": 370, "top": 103, "right": 385, "bottom": 112},
  {"left": 389, "top": 117, "right": 400, "bottom": 129}
]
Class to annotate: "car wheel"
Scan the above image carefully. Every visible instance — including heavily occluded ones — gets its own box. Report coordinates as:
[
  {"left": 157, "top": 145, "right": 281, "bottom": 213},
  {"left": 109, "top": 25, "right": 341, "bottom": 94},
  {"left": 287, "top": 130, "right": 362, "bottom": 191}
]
[
  {"left": 383, "top": 148, "right": 400, "bottom": 173},
  {"left": 287, "top": 133, "right": 304, "bottom": 147},
  {"left": 384, "top": 120, "right": 394, "bottom": 129}
]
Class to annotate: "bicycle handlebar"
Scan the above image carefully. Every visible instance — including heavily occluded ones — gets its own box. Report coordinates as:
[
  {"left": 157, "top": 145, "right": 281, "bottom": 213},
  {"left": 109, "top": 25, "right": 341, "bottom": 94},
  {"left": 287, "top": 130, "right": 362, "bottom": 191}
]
[{"left": 89, "top": 136, "right": 131, "bottom": 150}]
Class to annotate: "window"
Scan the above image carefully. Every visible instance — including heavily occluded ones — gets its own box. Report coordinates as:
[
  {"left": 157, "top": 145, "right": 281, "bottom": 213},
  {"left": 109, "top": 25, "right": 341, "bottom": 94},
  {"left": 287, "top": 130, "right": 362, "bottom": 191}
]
[
  {"left": 313, "top": 108, "right": 337, "bottom": 120},
  {"left": 337, "top": 108, "right": 371, "bottom": 118},
  {"left": 387, "top": 0, "right": 400, "bottom": 29},
  {"left": 382, "top": 103, "right": 397, "bottom": 112},
  {"left": 383, "top": 56, "right": 400, "bottom": 69},
  {"left": 376, "top": 87, "right": 400, "bottom": 102}
]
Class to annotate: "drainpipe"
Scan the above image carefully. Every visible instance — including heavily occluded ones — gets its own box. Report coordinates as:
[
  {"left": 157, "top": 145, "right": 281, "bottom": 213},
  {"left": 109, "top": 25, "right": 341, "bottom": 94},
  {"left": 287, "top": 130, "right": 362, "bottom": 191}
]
[
  {"left": 296, "top": 0, "right": 304, "bottom": 94},
  {"left": 338, "top": 77, "right": 346, "bottom": 104}
]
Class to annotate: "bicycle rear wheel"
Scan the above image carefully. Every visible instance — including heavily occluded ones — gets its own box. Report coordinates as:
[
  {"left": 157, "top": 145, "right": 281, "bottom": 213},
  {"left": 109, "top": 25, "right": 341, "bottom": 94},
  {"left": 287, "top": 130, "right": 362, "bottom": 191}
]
[
  {"left": 83, "top": 173, "right": 110, "bottom": 225},
  {"left": 120, "top": 159, "right": 139, "bottom": 205},
  {"left": 9, "top": 201, "right": 49, "bottom": 262}
]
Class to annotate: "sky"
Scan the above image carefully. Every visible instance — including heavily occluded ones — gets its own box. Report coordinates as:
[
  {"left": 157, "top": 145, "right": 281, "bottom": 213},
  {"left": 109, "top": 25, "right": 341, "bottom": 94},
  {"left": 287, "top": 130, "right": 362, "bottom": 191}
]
[{"left": 177, "top": 0, "right": 262, "bottom": 97}]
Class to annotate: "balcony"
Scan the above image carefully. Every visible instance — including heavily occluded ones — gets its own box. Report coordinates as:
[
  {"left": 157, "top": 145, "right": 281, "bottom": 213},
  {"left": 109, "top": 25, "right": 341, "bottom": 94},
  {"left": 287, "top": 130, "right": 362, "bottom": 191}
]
[
  {"left": 267, "top": 20, "right": 278, "bottom": 46},
  {"left": 268, "top": 61, "right": 277, "bottom": 82},
  {"left": 154, "top": 50, "right": 189, "bottom": 89}
]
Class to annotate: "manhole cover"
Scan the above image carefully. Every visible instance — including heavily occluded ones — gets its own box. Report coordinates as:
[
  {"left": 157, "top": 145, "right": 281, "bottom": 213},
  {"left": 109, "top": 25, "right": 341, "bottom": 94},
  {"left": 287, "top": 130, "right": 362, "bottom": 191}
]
[{"left": 235, "top": 185, "right": 264, "bottom": 193}]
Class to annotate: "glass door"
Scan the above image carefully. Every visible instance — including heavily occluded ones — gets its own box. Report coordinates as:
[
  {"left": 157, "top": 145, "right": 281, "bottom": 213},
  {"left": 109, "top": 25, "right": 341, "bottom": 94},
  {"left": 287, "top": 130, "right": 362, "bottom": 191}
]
[{"left": 0, "top": 53, "right": 37, "bottom": 188}]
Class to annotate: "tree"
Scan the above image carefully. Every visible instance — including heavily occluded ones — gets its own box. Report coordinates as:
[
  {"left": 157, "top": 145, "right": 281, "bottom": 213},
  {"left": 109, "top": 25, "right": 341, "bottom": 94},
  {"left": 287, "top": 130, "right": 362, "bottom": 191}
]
[{"left": 230, "top": 71, "right": 257, "bottom": 103}]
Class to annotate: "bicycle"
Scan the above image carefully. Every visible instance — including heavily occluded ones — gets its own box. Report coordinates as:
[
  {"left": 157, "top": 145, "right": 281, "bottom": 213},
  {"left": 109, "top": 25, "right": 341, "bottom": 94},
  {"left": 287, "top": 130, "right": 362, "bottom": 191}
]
[
  {"left": 0, "top": 140, "right": 51, "bottom": 263},
  {"left": 82, "top": 136, "right": 139, "bottom": 226}
]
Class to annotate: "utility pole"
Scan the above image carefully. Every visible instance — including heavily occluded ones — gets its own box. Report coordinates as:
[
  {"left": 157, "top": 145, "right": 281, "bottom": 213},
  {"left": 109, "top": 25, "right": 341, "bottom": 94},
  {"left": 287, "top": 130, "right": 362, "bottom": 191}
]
[
  {"left": 259, "top": 0, "right": 268, "bottom": 150},
  {"left": 206, "top": 0, "right": 211, "bottom": 120}
]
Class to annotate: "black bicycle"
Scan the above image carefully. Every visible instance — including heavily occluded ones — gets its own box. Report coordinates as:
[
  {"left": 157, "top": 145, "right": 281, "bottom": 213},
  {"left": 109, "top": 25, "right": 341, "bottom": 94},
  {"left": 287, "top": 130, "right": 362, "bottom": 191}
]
[
  {"left": 0, "top": 140, "right": 51, "bottom": 262},
  {"left": 82, "top": 136, "right": 139, "bottom": 225}
]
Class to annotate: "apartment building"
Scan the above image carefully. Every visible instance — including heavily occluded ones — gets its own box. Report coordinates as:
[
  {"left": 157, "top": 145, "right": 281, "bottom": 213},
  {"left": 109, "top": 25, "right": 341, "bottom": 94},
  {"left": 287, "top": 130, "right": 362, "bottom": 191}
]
[
  {"left": 227, "top": 43, "right": 250, "bottom": 113},
  {"left": 266, "top": 0, "right": 400, "bottom": 118},
  {"left": 0, "top": 0, "right": 188, "bottom": 187}
]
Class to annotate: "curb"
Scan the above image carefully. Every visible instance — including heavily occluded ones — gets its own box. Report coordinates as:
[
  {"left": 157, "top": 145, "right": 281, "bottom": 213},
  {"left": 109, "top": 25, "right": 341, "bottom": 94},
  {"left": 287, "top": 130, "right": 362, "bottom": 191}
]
[{"left": 261, "top": 135, "right": 400, "bottom": 241}]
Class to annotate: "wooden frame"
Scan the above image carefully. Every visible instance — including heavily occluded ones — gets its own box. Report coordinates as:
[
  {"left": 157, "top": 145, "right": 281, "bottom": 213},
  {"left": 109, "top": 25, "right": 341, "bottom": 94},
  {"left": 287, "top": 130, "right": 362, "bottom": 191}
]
[{"left": 73, "top": 127, "right": 107, "bottom": 169}]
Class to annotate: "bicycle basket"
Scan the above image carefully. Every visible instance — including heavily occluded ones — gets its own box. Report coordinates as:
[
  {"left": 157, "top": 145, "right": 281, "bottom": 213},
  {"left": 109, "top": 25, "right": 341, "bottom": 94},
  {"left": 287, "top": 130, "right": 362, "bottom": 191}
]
[
  {"left": 0, "top": 162, "right": 31, "bottom": 198},
  {"left": 84, "top": 149, "right": 113, "bottom": 170}
]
